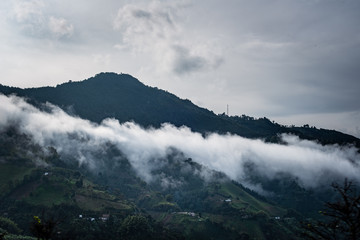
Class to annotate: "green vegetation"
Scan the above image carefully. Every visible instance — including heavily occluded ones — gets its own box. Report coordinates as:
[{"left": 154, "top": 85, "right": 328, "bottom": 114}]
[
  {"left": 214, "top": 181, "right": 285, "bottom": 216},
  {"left": 302, "top": 179, "right": 360, "bottom": 240},
  {"left": 0, "top": 126, "right": 306, "bottom": 239},
  {"left": 0, "top": 217, "right": 21, "bottom": 235},
  {"left": 1, "top": 72, "right": 359, "bottom": 239},
  {"left": 0, "top": 164, "right": 34, "bottom": 187},
  {"left": 1, "top": 122, "right": 354, "bottom": 239}
]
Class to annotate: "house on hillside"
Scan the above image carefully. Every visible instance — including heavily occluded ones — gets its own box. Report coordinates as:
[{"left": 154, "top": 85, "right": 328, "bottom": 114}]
[{"left": 100, "top": 214, "right": 110, "bottom": 222}]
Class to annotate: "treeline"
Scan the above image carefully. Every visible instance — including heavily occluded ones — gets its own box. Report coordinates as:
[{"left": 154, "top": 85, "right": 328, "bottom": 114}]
[{"left": 0, "top": 202, "right": 184, "bottom": 240}]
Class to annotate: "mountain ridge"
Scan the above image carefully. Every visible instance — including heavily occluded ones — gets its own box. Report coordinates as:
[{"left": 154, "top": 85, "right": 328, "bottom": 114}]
[{"left": 0, "top": 72, "right": 359, "bottom": 148}]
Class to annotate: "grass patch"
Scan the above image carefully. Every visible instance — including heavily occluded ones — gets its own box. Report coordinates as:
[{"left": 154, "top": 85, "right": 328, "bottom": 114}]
[
  {"left": 218, "top": 182, "right": 285, "bottom": 216},
  {"left": 74, "top": 194, "right": 132, "bottom": 211},
  {"left": 236, "top": 220, "right": 265, "bottom": 239},
  {"left": 26, "top": 182, "right": 70, "bottom": 206},
  {"left": 0, "top": 163, "right": 34, "bottom": 187}
]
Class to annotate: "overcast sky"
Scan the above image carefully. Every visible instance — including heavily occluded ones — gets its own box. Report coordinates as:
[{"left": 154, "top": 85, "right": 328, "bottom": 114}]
[{"left": 1, "top": 0, "right": 359, "bottom": 137}]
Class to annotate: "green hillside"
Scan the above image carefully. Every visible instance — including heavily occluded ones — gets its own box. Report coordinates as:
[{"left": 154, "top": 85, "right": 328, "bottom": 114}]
[{"left": 0, "top": 126, "right": 305, "bottom": 239}]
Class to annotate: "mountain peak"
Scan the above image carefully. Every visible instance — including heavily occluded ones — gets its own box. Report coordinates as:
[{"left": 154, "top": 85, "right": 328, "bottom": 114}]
[
  {"left": 56, "top": 72, "right": 143, "bottom": 89},
  {"left": 0, "top": 72, "right": 359, "bottom": 147}
]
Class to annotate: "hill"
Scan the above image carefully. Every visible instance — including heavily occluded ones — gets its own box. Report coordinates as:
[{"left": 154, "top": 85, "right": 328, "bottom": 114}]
[
  {"left": 0, "top": 72, "right": 359, "bottom": 239},
  {"left": 0, "top": 72, "right": 359, "bottom": 147},
  {"left": 0, "top": 125, "right": 301, "bottom": 240}
]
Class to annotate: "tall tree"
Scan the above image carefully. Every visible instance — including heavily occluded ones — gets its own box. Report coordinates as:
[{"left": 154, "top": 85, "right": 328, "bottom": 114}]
[
  {"left": 303, "top": 179, "right": 360, "bottom": 240},
  {"left": 30, "top": 216, "right": 57, "bottom": 240}
]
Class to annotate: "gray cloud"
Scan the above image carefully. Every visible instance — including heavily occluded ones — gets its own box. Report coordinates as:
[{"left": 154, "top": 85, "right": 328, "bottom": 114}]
[
  {"left": 112, "top": 1, "right": 223, "bottom": 75},
  {"left": 113, "top": 2, "right": 176, "bottom": 48},
  {"left": 10, "top": 0, "right": 74, "bottom": 39},
  {"left": 171, "top": 44, "right": 224, "bottom": 75},
  {"left": 12, "top": 0, "right": 46, "bottom": 37},
  {"left": 1, "top": 94, "right": 359, "bottom": 193},
  {"left": 235, "top": 0, "right": 360, "bottom": 114},
  {"left": 172, "top": 45, "right": 206, "bottom": 74},
  {"left": 132, "top": 9, "right": 152, "bottom": 19},
  {"left": 48, "top": 16, "right": 74, "bottom": 38}
]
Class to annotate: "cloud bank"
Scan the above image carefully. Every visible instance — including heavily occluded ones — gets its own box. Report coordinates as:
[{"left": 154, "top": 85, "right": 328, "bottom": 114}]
[{"left": 1, "top": 94, "right": 359, "bottom": 192}]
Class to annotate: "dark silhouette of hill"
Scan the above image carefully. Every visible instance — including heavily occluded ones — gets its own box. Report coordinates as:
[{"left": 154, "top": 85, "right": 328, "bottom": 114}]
[{"left": 0, "top": 72, "right": 359, "bottom": 147}]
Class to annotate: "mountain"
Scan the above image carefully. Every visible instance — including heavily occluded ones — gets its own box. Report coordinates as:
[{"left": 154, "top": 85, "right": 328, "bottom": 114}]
[
  {"left": 1, "top": 72, "right": 359, "bottom": 239},
  {"left": 0, "top": 124, "right": 299, "bottom": 240},
  {"left": 0, "top": 72, "right": 359, "bottom": 147}
]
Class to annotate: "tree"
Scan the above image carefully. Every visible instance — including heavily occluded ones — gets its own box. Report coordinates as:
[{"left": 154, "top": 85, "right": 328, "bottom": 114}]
[
  {"left": 30, "top": 216, "right": 57, "bottom": 240},
  {"left": 0, "top": 217, "right": 22, "bottom": 235},
  {"left": 0, "top": 229, "right": 7, "bottom": 240},
  {"left": 119, "top": 215, "right": 153, "bottom": 240},
  {"left": 303, "top": 179, "right": 360, "bottom": 240}
]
